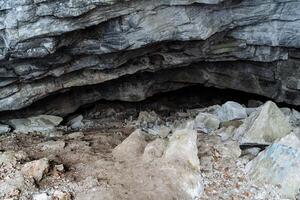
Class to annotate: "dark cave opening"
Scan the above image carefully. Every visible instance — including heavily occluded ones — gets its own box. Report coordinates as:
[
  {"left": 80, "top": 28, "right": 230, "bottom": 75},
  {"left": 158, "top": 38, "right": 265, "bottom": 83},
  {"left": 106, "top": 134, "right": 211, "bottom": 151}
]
[{"left": 71, "top": 85, "right": 271, "bottom": 120}]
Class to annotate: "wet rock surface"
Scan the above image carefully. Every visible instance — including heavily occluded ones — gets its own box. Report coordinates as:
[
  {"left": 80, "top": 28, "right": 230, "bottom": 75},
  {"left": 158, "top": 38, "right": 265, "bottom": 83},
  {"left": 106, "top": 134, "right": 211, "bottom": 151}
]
[
  {"left": 1, "top": 98, "right": 300, "bottom": 199},
  {"left": 0, "top": 1, "right": 300, "bottom": 116}
]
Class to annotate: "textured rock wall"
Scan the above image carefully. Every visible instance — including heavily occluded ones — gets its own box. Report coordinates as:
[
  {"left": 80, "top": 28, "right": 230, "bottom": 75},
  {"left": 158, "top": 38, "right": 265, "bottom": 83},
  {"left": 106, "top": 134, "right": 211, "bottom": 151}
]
[{"left": 0, "top": 0, "right": 300, "bottom": 116}]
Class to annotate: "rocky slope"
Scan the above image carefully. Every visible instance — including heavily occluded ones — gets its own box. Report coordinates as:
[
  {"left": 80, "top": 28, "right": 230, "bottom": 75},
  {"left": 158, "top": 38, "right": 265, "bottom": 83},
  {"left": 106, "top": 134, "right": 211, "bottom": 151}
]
[
  {"left": 1, "top": 0, "right": 300, "bottom": 116},
  {"left": 1, "top": 100, "right": 300, "bottom": 199}
]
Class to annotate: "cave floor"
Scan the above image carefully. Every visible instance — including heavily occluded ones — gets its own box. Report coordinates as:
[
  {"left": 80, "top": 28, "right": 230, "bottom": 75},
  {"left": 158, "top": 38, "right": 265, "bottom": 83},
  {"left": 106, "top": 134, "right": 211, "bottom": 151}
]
[
  {"left": 0, "top": 86, "right": 284, "bottom": 200},
  {"left": 0, "top": 116, "right": 280, "bottom": 199}
]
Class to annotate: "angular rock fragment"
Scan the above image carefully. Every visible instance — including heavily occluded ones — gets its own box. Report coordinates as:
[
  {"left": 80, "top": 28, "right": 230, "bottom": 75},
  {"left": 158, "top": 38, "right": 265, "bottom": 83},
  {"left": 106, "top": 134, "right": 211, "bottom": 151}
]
[
  {"left": 112, "top": 129, "right": 147, "bottom": 161},
  {"left": 217, "top": 101, "right": 247, "bottom": 122},
  {"left": 68, "top": 114, "right": 83, "bottom": 130},
  {"left": 0, "top": 124, "right": 11, "bottom": 134},
  {"left": 194, "top": 112, "right": 220, "bottom": 134},
  {"left": 52, "top": 190, "right": 71, "bottom": 200},
  {"left": 6, "top": 115, "right": 63, "bottom": 134},
  {"left": 21, "top": 158, "right": 49, "bottom": 182},
  {"left": 235, "top": 101, "right": 291, "bottom": 145},
  {"left": 246, "top": 132, "right": 300, "bottom": 199},
  {"left": 32, "top": 193, "right": 50, "bottom": 200},
  {"left": 112, "top": 126, "right": 203, "bottom": 199}
]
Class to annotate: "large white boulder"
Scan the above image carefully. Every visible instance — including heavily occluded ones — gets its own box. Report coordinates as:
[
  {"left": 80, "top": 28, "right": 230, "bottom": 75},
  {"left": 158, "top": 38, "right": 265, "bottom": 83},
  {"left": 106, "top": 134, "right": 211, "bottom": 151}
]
[
  {"left": 112, "top": 127, "right": 203, "bottom": 199},
  {"left": 235, "top": 101, "right": 292, "bottom": 145},
  {"left": 246, "top": 132, "right": 300, "bottom": 199}
]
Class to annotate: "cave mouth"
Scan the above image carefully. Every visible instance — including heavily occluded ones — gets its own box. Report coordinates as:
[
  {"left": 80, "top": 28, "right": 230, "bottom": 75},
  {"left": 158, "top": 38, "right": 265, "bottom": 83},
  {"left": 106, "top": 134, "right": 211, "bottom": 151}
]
[
  {"left": 2, "top": 83, "right": 298, "bottom": 122},
  {"left": 65, "top": 85, "right": 271, "bottom": 125}
]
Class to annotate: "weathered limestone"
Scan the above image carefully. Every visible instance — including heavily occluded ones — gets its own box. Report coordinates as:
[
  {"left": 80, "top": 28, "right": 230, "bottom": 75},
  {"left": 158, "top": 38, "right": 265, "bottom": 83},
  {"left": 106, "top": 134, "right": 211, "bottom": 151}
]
[
  {"left": 246, "top": 132, "right": 300, "bottom": 199},
  {"left": 234, "top": 101, "right": 292, "bottom": 145},
  {"left": 216, "top": 101, "right": 247, "bottom": 122},
  {"left": 194, "top": 112, "right": 220, "bottom": 134},
  {"left": 0, "top": 124, "right": 10, "bottom": 134},
  {"left": 5, "top": 115, "right": 63, "bottom": 133},
  {"left": 21, "top": 158, "right": 49, "bottom": 182},
  {"left": 0, "top": 0, "right": 299, "bottom": 116}
]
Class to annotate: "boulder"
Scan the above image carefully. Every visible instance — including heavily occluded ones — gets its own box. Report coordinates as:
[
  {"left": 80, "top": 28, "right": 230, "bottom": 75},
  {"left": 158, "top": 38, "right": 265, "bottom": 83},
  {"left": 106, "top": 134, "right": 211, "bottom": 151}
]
[
  {"left": 216, "top": 101, "right": 247, "bottom": 122},
  {"left": 164, "top": 128, "right": 200, "bottom": 170},
  {"left": 194, "top": 113, "right": 220, "bottom": 134},
  {"left": 21, "top": 158, "right": 50, "bottom": 182},
  {"left": 235, "top": 101, "right": 292, "bottom": 145},
  {"left": 112, "top": 126, "right": 203, "bottom": 199},
  {"left": 6, "top": 115, "right": 63, "bottom": 134},
  {"left": 246, "top": 132, "right": 300, "bottom": 199},
  {"left": 163, "top": 128, "right": 203, "bottom": 199}
]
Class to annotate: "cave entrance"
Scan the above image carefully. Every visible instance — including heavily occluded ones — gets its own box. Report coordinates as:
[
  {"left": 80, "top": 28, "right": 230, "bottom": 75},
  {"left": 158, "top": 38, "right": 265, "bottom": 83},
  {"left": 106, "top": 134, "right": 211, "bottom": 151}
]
[{"left": 66, "top": 85, "right": 270, "bottom": 129}]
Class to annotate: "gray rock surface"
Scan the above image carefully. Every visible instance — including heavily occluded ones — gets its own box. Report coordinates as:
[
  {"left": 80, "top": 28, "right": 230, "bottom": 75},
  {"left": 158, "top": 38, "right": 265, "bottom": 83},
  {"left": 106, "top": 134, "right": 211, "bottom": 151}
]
[
  {"left": 0, "top": 124, "right": 10, "bottom": 134},
  {"left": 246, "top": 132, "right": 300, "bottom": 199},
  {"left": 0, "top": 0, "right": 300, "bottom": 116},
  {"left": 194, "top": 112, "right": 220, "bottom": 134},
  {"left": 217, "top": 101, "right": 247, "bottom": 122},
  {"left": 234, "top": 101, "right": 292, "bottom": 145},
  {"left": 6, "top": 115, "right": 63, "bottom": 133}
]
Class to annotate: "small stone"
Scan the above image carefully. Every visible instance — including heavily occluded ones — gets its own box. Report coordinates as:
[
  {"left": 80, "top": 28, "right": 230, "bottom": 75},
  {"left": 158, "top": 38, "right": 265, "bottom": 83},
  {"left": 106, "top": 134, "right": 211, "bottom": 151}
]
[
  {"left": 52, "top": 190, "right": 71, "bottom": 200},
  {"left": 194, "top": 113, "right": 220, "bottom": 134},
  {"left": 7, "top": 115, "right": 63, "bottom": 134},
  {"left": 0, "top": 124, "right": 10, "bottom": 134},
  {"left": 216, "top": 101, "right": 247, "bottom": 122},
  {"left": 37, "top": 140, "right": 65, "bottom": 151},
  {"left": 21, "top": 158, "right": 49, "bottom": 182},
  {"left": 32, "top": 193, "right": 50, "bottom": 200},
  {"left": 68, "top": 115, "right": 83, "bottom": 130},
  {"left": 67, "top": 131, "right": 84, "bottom": 139},
  {"left": 54, "top": 164, "right": 64, "bottom": 172}
]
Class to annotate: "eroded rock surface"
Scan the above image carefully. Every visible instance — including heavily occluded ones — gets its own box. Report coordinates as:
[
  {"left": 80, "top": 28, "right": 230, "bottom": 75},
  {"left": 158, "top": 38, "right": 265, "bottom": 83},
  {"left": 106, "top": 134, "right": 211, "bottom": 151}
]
[
  {"left": 0, "top": 0, "right": 300, "bottom": 116},
  {"left": 246, "top": 132, "right": 300, "bottom": 199}
]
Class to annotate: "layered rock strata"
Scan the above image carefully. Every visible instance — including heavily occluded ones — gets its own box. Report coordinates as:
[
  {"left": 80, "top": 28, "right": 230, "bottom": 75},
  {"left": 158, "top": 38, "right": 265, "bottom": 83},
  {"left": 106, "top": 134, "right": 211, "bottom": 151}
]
[{"left": 1, "top": 0, "right": 300, "bottom": 116}]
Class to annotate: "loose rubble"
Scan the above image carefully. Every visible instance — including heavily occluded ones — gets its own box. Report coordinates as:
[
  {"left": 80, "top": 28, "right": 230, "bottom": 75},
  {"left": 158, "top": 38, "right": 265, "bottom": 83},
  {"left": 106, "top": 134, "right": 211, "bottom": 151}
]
[{"left": 0, "top": 100, "right": 300, "bottom": 199}]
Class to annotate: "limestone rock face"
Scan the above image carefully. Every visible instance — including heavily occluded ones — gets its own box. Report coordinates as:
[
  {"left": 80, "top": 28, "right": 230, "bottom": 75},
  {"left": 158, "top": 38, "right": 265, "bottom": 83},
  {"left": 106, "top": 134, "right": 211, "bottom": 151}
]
[
  {"left": 0, "top": 0, "right": 300, "bottom": 116},
  {"left": 235, "top": 101, "right": 292, "bottom": 145}
]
